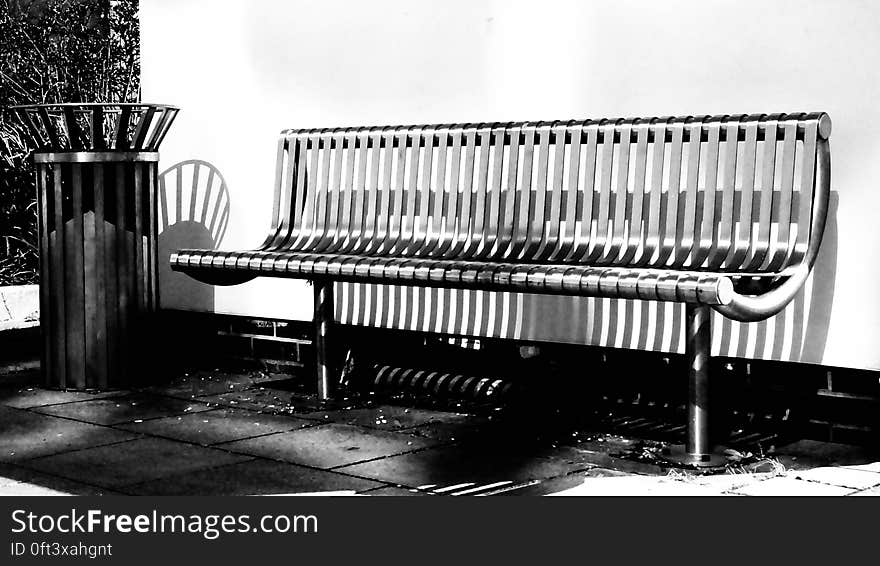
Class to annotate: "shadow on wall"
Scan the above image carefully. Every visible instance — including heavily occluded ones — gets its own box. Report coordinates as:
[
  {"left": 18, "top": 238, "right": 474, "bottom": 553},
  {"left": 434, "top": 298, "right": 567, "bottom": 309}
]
[
  {"left": 714, "top": 190, "right": 838, "bottom": 363},
  {"left": 339, "top": 192, "right": 839, "bottom": 364},
  {"left": 157, "top": 160, "right": 230, "bottom": 311},
  {"left": 784, "top": 190, "right": 838, "bottom": 364}
]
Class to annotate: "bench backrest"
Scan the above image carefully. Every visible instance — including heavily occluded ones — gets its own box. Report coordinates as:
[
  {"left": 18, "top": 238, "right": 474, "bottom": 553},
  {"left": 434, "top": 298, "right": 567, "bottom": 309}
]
[{"left": 259, "top": 113, "right": 830, "bottom": 274}]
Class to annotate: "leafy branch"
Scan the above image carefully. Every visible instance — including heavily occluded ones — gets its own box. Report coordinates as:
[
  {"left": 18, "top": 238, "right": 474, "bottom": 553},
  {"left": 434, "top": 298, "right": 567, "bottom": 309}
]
[{"left": 0, "top": 0, "right": 141, "bottom": 285}]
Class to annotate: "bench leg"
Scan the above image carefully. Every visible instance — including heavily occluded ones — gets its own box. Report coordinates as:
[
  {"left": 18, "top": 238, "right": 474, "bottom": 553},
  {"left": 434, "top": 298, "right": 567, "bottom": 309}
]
[
  {"left": 662, "top": 304, "right": 726, "bottom": 468},
  {"left": 314, "top": 280, "right": 334, "bottom": 401}
]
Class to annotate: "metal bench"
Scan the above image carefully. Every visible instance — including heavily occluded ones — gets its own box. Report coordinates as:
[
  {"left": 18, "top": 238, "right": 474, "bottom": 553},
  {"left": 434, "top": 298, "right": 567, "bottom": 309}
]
[{"left": 171, "top": 113, "right": 832, "bottom": 466}]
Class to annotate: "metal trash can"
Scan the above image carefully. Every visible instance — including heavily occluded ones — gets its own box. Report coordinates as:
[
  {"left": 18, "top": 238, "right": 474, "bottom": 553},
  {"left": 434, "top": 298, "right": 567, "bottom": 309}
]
[{"left": 13, "top": 103, "right": 178, "bottom": 390}]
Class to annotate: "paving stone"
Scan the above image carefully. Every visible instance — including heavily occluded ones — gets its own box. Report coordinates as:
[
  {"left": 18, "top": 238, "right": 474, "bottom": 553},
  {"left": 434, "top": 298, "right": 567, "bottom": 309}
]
[
  {"left": 31, "top": 393, "right": 212, "bottom": 425},
  {"left": 217, "top": 423, "right": 436, "bottom": 469},
  {"left": 404, "top": 416, "right": 493, "bottom": 443},
  {"left": 335, "top": 443, "right": 587, "bottom": 489},
  {"left": 574, "top": 475, "right": 724, "bottom": 496},
  {"left": 145, "top": 370, "right": 280, "bottom": 400},
  {"left": 567, "top": 435, "right": 645, "bottom": 454},
  {"left": 493, "top": 476, "right": 580, "bottom": 496},
  {"left": 455, "top": 414, "right": 593, "bottom": 451},
  {"left": 583, "top": 467, "right": 634, "bottom": 478},
  {"left": 402, "top": 420, "right": 636, "bottom": 467},
  {"left": 770, "top": 439, "right": 880, "bottom": 470},
  {"left": 0, "top": 482, "right": 73, "bottom": 496},
  {"left": 731, "top": 476, "right": 855, "bottom": 496},
  {"left": 306, "top": 404, "right": 471, "bottom": 432},
  {"left": 360, "top": 486, "right": 430, "bottom": 496},
  {"left": 789, "top": 467, "right": 880, "bottom": 490},
  {"left": 415, "top": 479, "right": 530, "bottom": 496},
  {"left": 494, "top": 468, "right": 635, "bottom": 496},
  {"left": 117, "top": 407, "right": 315, "bottom": 445},
  {"left": 844, "top": 461, "right": 880, "bottom": 473},
  {"left": 125, "top": 459, "right": 382, "bottom": 495},
  {"left": 0, "top": 405, "right": 137, "bottom": 462},
  {"left": 550, "top": 444, "right": 666, "bottom": 475},
  {"left": 195, "top": 389, "right": 350, "bottom": 417},
  {"left": 548, "top": 475, "right": 725, "bottom": 496},
  {"left": 0, "top": 387, "right": 125, "bottom": 409},
  {"left": 21, "top": 437, "right": 250, "bottom": 488},
  {"left": 685, "top": 472, "right": 776, "bottom": 493},
  {"left": 195, "top": 390, "right": 295, "bottom": 413},
  {"left": 0, "top": 464, "right": 122, "bottom": 495}
]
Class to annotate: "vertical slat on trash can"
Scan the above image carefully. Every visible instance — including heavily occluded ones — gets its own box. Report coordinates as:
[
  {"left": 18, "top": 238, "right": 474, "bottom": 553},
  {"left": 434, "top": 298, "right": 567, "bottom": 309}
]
[
  {"left": 133, "top": 162, "right": 146, "bottom": 324},
  {"left": 104, "top": 163, "right": 119, "bottom": 387},
  {"left": 116, "top": 161, "right": 130, "bottom": 386},
  {"left": 51, "top": 165, "right": 67, "bottom": 388},
  {"left": 148, "top": 163, "right": 159, "bottom": 311},
  {"left": 36, "top": 166, "right": 52, "bottom": 385},
  {"left": 83, "top": 163, "right": 99, "bottom": 387},
  {"left": 68, "top": 163, "right": 86, "bottom": 389},
  {"left": 91, "top": 163, "right": 109, "bottom": 388}
]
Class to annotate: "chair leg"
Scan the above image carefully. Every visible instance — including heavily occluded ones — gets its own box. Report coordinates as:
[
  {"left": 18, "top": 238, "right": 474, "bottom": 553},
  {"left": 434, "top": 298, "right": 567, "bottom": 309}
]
[
  {"left": 314, "top": 280, "right": 334, "bottom": 401},
  {"left": 662, "top": 304, "right": 726, "bottom": 468}
]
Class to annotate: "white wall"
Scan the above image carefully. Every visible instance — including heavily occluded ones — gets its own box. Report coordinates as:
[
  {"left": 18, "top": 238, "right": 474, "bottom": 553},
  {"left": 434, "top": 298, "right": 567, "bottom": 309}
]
[{"left": 141, "top": 0, "right": 880, "bottom": 370}]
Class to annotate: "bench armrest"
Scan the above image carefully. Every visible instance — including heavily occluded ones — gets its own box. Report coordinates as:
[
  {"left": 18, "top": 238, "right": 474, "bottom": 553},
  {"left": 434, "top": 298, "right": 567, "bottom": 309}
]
[{"left": 712, "top": 139, "right": 831, "bottom": 322}]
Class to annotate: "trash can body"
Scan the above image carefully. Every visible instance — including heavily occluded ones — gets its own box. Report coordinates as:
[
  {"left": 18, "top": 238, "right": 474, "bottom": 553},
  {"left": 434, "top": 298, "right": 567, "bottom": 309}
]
[{"left": 15, "top": 104, "right": 178, "bottom": 390}]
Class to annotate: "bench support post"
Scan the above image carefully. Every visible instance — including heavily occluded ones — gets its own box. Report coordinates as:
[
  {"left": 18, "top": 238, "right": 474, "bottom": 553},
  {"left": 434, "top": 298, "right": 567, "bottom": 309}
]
[
  {"left": 314, "top": 280, "right": 334, "bottom": 401},
  {"left": 662, "top": 304, "right": 726, "bottom": 468}
]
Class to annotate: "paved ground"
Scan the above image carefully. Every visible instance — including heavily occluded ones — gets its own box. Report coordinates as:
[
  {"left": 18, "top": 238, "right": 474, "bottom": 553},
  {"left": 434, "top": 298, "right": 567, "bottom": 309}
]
[
  {"left": 0, "top": 285, "right": 38, "bottom": 332},
  {"left": 0, "top": 368, "right": 878, "bottom": 496}
]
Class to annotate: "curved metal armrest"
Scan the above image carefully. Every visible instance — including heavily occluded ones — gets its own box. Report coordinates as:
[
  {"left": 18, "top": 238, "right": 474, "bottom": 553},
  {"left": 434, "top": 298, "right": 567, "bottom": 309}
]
[
  {"left": 713, "top": 138, "right": 831, "bottom": 323},
  {"left": 713, "top": 264, "right": 809, "bottom": 322}
]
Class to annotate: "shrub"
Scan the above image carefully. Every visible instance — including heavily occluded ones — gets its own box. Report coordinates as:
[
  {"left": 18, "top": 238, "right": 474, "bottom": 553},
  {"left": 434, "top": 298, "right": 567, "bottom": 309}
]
[{"left": 0, "top": 0, "right": 140, "bottom": 285}]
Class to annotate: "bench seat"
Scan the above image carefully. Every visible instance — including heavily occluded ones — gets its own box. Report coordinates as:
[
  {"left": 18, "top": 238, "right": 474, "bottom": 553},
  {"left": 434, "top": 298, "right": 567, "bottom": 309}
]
[{"left": 173, "top": 249, "right": 738, "bottom": 304}]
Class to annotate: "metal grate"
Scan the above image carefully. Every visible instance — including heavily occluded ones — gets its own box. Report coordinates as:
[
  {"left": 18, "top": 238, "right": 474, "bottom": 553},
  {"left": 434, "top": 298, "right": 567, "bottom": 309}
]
[{"left": 13, "top": 103, "right": 179, "bottom": 152}]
